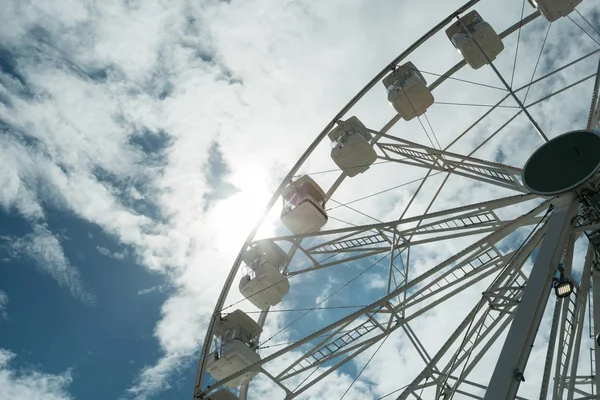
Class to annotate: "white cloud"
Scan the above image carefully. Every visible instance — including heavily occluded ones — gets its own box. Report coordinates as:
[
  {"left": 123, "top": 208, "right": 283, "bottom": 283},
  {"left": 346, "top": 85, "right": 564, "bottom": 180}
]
[
  {"left": 0, "top": 348, "right": 73, "bottom": 400},
  {"left": 96, "top": 245, "right": 128, "bottom": 260},
  {"left": 5, "top": 224, "right": 94, "bottom": 305},
  {"left": 363, "top": 273, "right": 388, "bottom": 291},
  {"left": 137, "top": 285, "right": 168, "bottom": 296},
  {"left": 0, "top": 290, "right": 7, "bottom": 320}
]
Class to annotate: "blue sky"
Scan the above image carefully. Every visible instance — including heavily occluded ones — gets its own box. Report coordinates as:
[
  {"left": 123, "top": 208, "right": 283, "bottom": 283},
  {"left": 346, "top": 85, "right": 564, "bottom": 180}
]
[
  {"left": 0, "top": 197, "right": 197, "bottom": 399},
  {"left": 1, "top": 1, "right": 599, "bottom": 399},
  {"left": 0, "top": 89, "right": 238, "bottom": 398}
]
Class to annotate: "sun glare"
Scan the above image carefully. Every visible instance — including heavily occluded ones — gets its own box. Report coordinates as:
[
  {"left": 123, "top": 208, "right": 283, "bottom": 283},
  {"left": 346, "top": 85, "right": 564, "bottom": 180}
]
[{"left": 207, "top": 166, "right": 279, "bottom": 253}]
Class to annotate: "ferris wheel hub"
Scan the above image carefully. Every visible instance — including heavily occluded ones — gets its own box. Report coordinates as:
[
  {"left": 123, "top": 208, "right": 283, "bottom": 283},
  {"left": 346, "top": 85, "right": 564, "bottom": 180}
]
[{"left": 522, "top": 130, "right": 600, "bottom": 196}]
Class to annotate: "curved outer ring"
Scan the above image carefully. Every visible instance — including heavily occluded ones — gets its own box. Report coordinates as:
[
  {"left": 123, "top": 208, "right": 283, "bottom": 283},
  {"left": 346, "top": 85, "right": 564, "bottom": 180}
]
[{"left": 192, "top": 0, "right": 543, "bottom": 397}]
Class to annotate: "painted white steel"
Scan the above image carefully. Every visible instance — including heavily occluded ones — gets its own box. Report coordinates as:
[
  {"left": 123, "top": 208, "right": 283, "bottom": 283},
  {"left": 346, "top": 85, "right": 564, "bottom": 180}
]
[
  {"left": 206, "top": 340, "right": 261, "bottom": 389},
  {"left": 239, "top": 263, "right": 290, "bottom": 310},
  {"left": 329, "top": 117, "right": 377, "bottom": 177},
  {"left": 484, "top": 194, "right": 579, "bottom": 400},
  {"left": 446, "top": 10, "right": 504, "bottom": 69},
  {"left": 529, "top": 0, "right": 583, "bottom": 22},
  {"left": 383, "top": 62, "right": 434, "bottom": 120},
  {"left": 208, "top": 389, "right": 240, "bottom": 400}
]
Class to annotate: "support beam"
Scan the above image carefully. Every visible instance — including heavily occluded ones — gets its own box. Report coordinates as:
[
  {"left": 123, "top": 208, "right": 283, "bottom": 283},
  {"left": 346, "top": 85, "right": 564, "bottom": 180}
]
[
  {"left": 538, "top": 297, "right": 561, "bottom": 400},
  {"left": 397, "top": 222, "right": 547, "bottom": 400},
  {"left": 456, "top": 14, "right": 548, "bottom": 143},
  {"left": 592, "top": 248, "right": 600, "bottom": 395},
  {"left": 376, "top": 135, "right": 526, "bottom": 193},
  {"left": 567, "top": 244, "right": 594, "bottom": 400},
  {"left": 484, "top": 194, "right": 579, "bottom": 400},
  {"left": 554, "top": 234, "right": 579, "bottom": 399},
  {"left": 587, "top": 56, "right": 600, "bottom": 130}
]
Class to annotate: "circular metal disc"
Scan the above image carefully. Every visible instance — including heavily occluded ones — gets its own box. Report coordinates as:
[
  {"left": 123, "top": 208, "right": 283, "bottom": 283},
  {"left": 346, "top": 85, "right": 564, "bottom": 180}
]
[{"left": 522, "top": 130, "right": 600, "bottom": 195}]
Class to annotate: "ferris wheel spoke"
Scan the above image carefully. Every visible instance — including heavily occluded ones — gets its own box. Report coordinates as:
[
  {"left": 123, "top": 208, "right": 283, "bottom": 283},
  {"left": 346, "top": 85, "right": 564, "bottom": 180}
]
[
  {"left": 522, "top": 22, "right": 552, "bottom": 105},
  {"left": 553, "top": 242, "right": 594, "bottom": 399},
  {"left": 321, "top": 10, "right": 546, "bottom": 204},
  {"left": 565, "top": 270, "right": 593, "bottom": 400},
  {"left": 257, "top": 368, "right": 292, "bottom": 397},
  {"left": 375, "top": 134, "right": 526, "bottom": 192},
  {"left": 318, "top": 17, "right": 595, "bottom": 206},
  {"left": 205, "top": 200, "right": 547, "bottom": 394},
  {"left": 435, "top": 311, "right": 514, "bottom": 399},
  {"left": 278, "top": 195, "right": 540, "bottom": 276},
  {"left": 462, "top": 70, "right": 598, "bottom": 163},
  {"left": 527, "top": 72, "right": 599, "bottom": 111},
  {"left": 312, "top": 211, "right": 501, "bottom": 255},
  {"left": 426, "top": 9, "right": 540, "bottom": 95},
  {"left": 509, "top": 0, "right": 527, "bottom": 89},
  {"left": 468, "top": 70, "right": 599, "bottom": 161},
  {"left": 567, "top": 15, "right": 600, "bottom": 47},
  {"left": 428, "top": 373, "right": 530, "bottom": 400},
  {"left": 470, "top": 73, "right": 598, "bottom": 159},
  {"left": 525, "top": 45, "right": 600, "bottom": 91},
  {"left": 439, "top": 304, "right": 521, "bottom": 395},
  {"left": 285, "top": 334, "right": 387, "bottom": 400},
  {"left": 287, "top": 249, "right": 391, "bottom": 276},
  {"left": 591, "top": 247, "right": 600, "bottom": 398},
  {"left": 542, "top": 232, "right": 579, "bottom": 399},
  {"left": 205, "top": 202, "right": 547, "bottom": 394},
  {"left": 587, "top": 56, "right": 600, "bottom": 130},
  {"left": 270, "top": 193, "right": 538, "bottom": 243},
  {"left": 276, "top": 324, "right": 388, "bottom": 382},
  {"left": 443, "top": 47, "right": 600, "bottom": 155},
  {"left": 398, "top": 220, "right": 547, "bottom": 400},
  {"left": 400, "top": 306, "right": 509, "bottom": 399},
  {"left": 201, "top": 202, "right": 549, "bottom": 396},
  {"left": 281, "top": 246, "right": 509, "bottom": 382},
  {"left": 402, "top": 322, "right": 435, "bottom": 369},
  {"left": 402, "top": 248, "right": 508, "bottom": 315},
  {"left": 539, "top": 286, "right": 562, "bottom": 400},
  {"left": 215, "top": 202, "right": 551, "bottom": 394},
  {"left": 456, "top": 14, "right": 549, "bottom": 143},
  {"left": 194, "top": 2, "right": 600, "bottom": 398}
]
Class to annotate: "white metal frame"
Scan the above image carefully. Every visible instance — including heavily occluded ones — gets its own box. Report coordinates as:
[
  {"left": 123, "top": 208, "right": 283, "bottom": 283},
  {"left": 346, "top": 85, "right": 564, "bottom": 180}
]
[{"left": 193, "top": 1, "right": 600, "bottom": 399}]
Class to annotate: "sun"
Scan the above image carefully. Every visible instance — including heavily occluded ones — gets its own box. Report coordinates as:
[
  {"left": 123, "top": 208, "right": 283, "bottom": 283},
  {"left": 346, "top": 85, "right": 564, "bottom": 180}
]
[{"left": 207, "top": 164, "right": 279, "bottom": 253}]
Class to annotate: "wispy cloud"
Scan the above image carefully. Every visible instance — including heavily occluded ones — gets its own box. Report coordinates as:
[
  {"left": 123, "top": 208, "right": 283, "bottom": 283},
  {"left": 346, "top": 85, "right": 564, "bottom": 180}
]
[
  {"left": 96, "top": 246, "right": 128, "bottom": 260},
  {"left": 5, "top": 224, "right": 95, "bottom": 305},
  {"left": 0, "top": 290, "right": 7, "bottom": 320},
  {"left": 137, "top": 285, "right": 168, "bottom": 296},
  {"left": 0, "top": 348, "right": 73, "bottom": 400}
]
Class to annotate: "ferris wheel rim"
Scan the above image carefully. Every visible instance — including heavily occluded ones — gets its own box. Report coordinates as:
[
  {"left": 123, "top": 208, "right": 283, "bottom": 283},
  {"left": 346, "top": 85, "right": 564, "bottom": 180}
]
[
  {"left": 193, "top": 1, "right": 600, "bottom": 398},
  {"left": 193, "top": 0, "right": 489, "bottom": 393}
]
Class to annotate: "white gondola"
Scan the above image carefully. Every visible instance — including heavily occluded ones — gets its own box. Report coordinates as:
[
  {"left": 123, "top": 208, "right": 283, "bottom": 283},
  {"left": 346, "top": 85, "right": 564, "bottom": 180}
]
[
  {"left": 280, "top": 176, "right": 328, "bottom": 234},
  {"left": 382, "top": 62, "right": 434, "bottom": 121},
  {"left": 208, "top": 389, "right": 240, "bottom": 400},
  {"left": 528, "top": 0, "right": 582, "bottom": 22},
  {"left": 446, "top": 10, "right": 504, "bottom": 70},
  {"left": 239, "top": 240, "right": 290, "bottom": 310},
  {"left": 206, "top": 310, "right": 261, "bottom": 389},
  {"left": 328, "top": 116, "right": 377, "bottom": 177}
]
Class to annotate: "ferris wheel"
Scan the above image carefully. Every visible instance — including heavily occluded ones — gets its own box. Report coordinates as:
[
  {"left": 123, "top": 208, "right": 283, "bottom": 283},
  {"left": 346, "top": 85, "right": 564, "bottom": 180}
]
[{"left": 193, "top": 0, "right": 600, "bottom": 399}]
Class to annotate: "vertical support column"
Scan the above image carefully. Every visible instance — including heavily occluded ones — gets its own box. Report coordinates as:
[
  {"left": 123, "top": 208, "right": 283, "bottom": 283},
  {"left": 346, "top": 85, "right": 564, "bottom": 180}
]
[
  {"left": 484, "top": 194, "right": 579, "bottom": 400},
  {"left": 592, "top": 248, "right": 600, "bottom": 395},
  {"left": 554, "top": 233, "right": 578, "bottom": 399},
  {"left": 586, "top": 56, "right": 600, "bottom": 131},
  {"left": 538, "top": 298, "right": 560, "bottom": 400},
  {"left": 567, "top": 244, "right": 594, "bottom": 400}
]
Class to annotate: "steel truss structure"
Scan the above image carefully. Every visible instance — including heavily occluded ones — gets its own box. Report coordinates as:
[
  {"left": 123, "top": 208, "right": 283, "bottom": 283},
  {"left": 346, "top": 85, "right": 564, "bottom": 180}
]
[{"left": 193, "top": 1, "right": 600, "bottom": 399}]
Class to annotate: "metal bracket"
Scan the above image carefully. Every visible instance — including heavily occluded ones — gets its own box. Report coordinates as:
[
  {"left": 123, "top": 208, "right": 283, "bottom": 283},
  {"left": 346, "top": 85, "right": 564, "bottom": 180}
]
[{"left": 513, "top": 369, "right": 526, "bottom": 382}]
